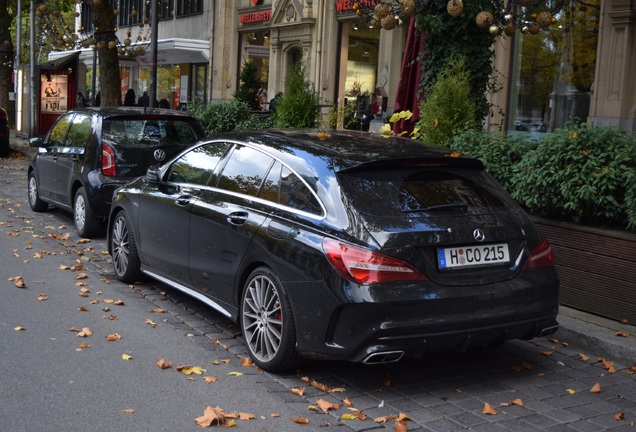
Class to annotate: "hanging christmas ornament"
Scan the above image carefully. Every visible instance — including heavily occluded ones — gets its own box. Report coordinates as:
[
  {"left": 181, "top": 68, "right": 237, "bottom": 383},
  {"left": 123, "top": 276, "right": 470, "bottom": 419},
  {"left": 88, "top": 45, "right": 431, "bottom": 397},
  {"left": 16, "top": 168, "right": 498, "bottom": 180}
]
[
  {"left": 536, "top": 11, "right": 553, "bottom": 28},
  {"left": 447, "top": 0, "right": 464, "bottom": 18},
  {"left": 400, "top": 0, "right": 415, "bottom": 16},
  {"left": 475, "top": 11, "right": 494, "bottom": 29},
  {"left": 381, "top": 14, "right": 397, "bottom": 29},
  {"left": 504, "top": 23, "right": 515, "bottom": 36},
  {"left": 374, "top": 3, "right": 391, "bottom": 20}
]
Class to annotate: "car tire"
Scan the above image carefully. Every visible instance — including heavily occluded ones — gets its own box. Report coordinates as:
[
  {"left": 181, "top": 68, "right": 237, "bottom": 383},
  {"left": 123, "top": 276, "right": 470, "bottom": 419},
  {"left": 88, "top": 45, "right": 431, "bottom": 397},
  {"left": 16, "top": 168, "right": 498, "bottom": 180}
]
[
  {"left": 110, "top": 211, "right": 141, "bottom": 284},
  {"left": 28, "top": 172, "right": 48, "bottom": 212},
  {"left": 74, "top": 187, "right": 101, "bottom": 238},
  {"left": 240, "top": 267, "right": 301, "bottom": 372}
]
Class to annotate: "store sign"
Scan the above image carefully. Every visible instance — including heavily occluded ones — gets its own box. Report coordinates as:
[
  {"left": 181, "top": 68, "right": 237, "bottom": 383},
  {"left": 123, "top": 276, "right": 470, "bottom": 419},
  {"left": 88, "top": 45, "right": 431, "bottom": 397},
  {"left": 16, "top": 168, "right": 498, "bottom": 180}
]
[
  {"left": 336, "top": 0, "right": 379, "bottom": 12},
  {"left": 252, "top": 0, "right": 262, "bottom": 5},
  {"left": 240, "top": 10, "right": 272, "bottom": 24}
]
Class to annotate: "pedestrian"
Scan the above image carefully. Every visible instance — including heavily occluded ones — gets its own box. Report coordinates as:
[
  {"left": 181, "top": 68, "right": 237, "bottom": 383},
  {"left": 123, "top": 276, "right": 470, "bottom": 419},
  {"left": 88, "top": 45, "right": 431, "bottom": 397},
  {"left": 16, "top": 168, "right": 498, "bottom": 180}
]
[
  {"left": 159, "top": 98, "right": 170, "bottom": 109},
  {"left": 123, "top": 89, "right": 136, "bottom": 106},
  {"left": 269, "top": 91, "right": 282, "bottom": 113},
  {"left": 94, "top": 92, "right": 101, "bottom": 107},
  {"left": 76, "top": 92, "right": 87, "bottom": 108},
  {"left": 137, "top": 91, "right": 150, "bottom": 108}
]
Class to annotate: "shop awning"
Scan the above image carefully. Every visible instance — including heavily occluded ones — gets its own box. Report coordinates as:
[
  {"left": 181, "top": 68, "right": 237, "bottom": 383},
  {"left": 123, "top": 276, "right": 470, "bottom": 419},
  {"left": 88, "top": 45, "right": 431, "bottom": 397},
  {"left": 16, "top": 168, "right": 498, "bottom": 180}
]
[{"left": 40, "top": 51, "right": 80, "bottom": 70}]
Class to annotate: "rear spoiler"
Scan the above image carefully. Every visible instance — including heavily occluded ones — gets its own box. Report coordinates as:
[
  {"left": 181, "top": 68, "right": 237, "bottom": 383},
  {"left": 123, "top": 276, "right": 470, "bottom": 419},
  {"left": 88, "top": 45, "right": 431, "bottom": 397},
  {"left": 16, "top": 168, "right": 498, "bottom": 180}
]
[{"left": 338, "top": 157, "right": 485, "bottom": 173}]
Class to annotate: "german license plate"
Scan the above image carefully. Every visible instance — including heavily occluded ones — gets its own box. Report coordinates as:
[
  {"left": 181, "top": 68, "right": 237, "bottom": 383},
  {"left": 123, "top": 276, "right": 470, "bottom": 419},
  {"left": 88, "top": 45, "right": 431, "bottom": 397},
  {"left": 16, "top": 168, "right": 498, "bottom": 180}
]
[{"left": 437, "top": 243, "right": 510, "bottom": 270}]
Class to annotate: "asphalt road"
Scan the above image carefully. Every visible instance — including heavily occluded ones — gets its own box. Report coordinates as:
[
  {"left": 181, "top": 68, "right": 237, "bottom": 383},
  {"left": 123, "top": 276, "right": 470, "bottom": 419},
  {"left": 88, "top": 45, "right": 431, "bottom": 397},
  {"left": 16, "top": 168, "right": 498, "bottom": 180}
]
[{"left": 1, "top": 148, "right": 636, "bottom": 432}]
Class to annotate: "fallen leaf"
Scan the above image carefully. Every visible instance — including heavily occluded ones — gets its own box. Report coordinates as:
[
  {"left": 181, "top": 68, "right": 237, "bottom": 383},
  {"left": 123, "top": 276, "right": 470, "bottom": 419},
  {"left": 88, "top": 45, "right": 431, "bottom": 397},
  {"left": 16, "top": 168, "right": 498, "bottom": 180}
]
[
  {"left": 310, "top": 379, "right": 331, "bottom": 393},
  {"left": 615, "top": 412, "right": 625, "bottom": 420},
  {"left": 374, "top": 415, "right": 397, "bottom": 423},
  {"left": 292, "top": 417, "right": 309, "bottom": 424},
  {"left": 483, "top": 403, "right": 497, "bottom": 415},
  {"left": 590, "top": 383, "right": 601, "bottom": 393},
  {"left": 114, "top": 300, "right": 125, "bottom": 306},
  {"left": 122, "top": 409, "right": 135, "bottom": 414},
  {"left": 78, "top": 342, "right": 89, "bottom": 349},
  {"left": 152, "top": 308, "right": 165, "bottom": 313},
  {"left": 397, "top": 413, "right": 411, "bottom": 421},
  {"left": 77, "top": 306, "right": 88, "bottom": 312},
  {"left": 37, "top": 293, "right": 47, "bottom": 301},
  {"left": 105, "top": 333, "right": 121, "bottom": 341},
  {"left": 178, "top": 366, "right": 206, "bottom": 376},
  {"left": 340, "top": 412, "right": 365, "bottom": 421},
  {"left": 239, "top": 412, "right": 256, "bottom": 420},
  {"left": 228, "top": 371, "right": 243, "bottom": 377},
  {"left": 195, "top": 406, "right": 226, "bottom": 427},
  {"left": 342, "top": 397, "right": 352, "bottom": 407},
  {"left": 156, "top": 359, "right": 172, "bottom": 369},
  {"left": 566, "top": 389, "right": 576, "bottom": 394},
  {"left": 316, "top": 398, "right": 339, "bottom": 413},
  {"left": 616, "top": 332, "right": 630, "bottom": 338},
  {"left": 75, "top": 272, "right": 88, "bottom": 280},
  {"left": 122, "top": 354, "right": 133, "bottom": 360},
  {"left": 511, "top": 398, "right": 524, "bottom": 407},
  {"left": 579, "top": 353, "right": 590, "bottom": 361},
  {"left": 394, "top": 420, "right": 409, "bottom": 432},
  {"left": 204, "top": 376, "right": 217, "bottom": 383},
  {"left": 77, "top": 327, "right": 92, "bottom": 337},
  {"left": 290, "top": 387, "right": 305, "bottom": 396},
  {"left": 145, "top": 319, "right": 158, "bottom": 327},
  {"left": 14, "top": 326, "right": 26, "bottom": 331},
  {"left": 241, "top": 357, "right": 254, "bottom": 367},
  {"left": 540, "top": 351, "right": 554, "bottom": 357}
]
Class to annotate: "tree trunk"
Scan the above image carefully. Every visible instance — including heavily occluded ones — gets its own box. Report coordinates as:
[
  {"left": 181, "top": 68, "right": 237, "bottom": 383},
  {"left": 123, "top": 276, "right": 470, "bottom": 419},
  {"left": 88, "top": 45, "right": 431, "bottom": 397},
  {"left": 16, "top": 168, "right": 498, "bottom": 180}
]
[
  {"left": 0, "top": 6, "right": 15, "bottom": 126},
  {"left": 92, "top": 2, "right": 121, "bottom": 107}
]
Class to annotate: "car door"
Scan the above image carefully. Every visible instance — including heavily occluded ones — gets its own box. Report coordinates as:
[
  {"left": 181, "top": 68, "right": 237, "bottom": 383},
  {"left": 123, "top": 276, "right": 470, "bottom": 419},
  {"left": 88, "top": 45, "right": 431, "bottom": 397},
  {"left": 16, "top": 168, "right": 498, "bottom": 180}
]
[
  {"left": 37, "top": 114, "right": 74, "bottom": 201},
  {"left": 55, "top": 114, "right": 93, "bottom": 206},
  {"left": 189, "top": 144, "right": 274, "bottom": 306},
  {"left": 137, "top": 142, "right": 230, "bottom": 286}
]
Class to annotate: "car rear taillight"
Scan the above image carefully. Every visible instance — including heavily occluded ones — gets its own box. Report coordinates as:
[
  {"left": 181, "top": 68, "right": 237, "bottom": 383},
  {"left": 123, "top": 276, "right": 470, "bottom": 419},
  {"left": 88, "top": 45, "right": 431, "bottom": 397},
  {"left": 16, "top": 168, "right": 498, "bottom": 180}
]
[
  {"left": 523, "top": 238, "right": 554, "bottom": 270},
  {"left": 322, "top": 238, "right": 428, "bottom": 285},
  {"left": 102, "top": 143, "right": 116, "bottom": 176}
]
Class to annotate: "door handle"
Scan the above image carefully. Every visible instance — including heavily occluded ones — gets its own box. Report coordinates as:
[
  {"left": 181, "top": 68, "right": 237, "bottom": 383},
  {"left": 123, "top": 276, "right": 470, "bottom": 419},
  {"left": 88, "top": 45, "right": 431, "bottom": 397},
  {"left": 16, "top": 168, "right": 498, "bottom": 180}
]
[{"left": 227, "top": 211, "right": 248, "bottom": 225}]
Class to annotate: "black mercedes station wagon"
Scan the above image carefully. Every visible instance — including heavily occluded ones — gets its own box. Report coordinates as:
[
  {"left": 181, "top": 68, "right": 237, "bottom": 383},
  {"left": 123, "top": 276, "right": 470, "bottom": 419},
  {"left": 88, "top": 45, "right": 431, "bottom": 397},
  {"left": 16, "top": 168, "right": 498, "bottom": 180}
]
[
  {"left": 108, "top": 129, "right": 559, "bottom": 371},
  {"left": 27, "top": 107, "right": 205, "bottom": 237}
]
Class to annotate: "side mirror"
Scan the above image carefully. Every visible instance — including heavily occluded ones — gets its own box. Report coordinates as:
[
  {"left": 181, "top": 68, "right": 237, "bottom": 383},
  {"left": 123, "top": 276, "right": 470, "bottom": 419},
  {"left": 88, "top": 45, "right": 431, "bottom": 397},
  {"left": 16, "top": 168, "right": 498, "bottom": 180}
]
[
  {"left": 146, "top": 165, "right": 161, "bottom": 184},
  {"left": 29, "top": 137, "right": 44, "bottom": 148}
]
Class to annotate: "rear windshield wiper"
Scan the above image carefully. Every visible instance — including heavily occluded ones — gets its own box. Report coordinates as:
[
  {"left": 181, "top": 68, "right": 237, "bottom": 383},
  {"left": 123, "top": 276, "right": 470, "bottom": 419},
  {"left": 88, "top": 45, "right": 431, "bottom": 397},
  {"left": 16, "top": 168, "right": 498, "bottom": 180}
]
[{"left": 408, "top": 202, "right": 469, "bottom": 213}]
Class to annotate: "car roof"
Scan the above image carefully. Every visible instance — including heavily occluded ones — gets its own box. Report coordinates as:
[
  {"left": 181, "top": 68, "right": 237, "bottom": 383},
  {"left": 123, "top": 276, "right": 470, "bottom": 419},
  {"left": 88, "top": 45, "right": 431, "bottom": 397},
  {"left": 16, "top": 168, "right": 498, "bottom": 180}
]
[
  {"left": 69, "top": 106, "right": 196, "bottom": 119},
  {"left": 210, "top": 129, "right": 484, "bottom": 172}
]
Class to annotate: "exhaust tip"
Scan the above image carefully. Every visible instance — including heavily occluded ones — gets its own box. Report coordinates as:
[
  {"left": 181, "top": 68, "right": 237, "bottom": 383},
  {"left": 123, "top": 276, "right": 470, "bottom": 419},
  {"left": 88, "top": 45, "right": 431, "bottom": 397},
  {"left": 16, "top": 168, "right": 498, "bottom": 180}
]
[
  {"left": 539, "top": 325, "right": 559, "bottom": 337},
  {"left": 362, "top": 351, "right": 404, "bottom": 365}
]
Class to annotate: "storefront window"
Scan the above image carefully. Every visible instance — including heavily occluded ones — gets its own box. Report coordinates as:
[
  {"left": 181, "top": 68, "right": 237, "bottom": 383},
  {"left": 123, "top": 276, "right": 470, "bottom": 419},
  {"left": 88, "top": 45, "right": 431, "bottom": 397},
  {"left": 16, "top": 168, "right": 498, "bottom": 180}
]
[
  {"left": 342, "top": 23, "right": 379, "bottom": 131},
  {"left": 240, "top": 31, "right": 271, "bottom": 109},
  {"left": 192, "top": 63, "right": 207, "bottom": 105},
  {"left": 508, "top": 1, "right": 600, "bottom": 138}
]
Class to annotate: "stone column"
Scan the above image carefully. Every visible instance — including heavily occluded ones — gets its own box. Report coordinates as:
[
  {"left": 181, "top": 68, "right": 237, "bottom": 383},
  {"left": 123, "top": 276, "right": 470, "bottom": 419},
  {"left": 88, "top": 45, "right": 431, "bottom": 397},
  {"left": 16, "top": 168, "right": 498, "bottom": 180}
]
[{"left": 588, "top": 0, "right": 636, "bottom": 133}]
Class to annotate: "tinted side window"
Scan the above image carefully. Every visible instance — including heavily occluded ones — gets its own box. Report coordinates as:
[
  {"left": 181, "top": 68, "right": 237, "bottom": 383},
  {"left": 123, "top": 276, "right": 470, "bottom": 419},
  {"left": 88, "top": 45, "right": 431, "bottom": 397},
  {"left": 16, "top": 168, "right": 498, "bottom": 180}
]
[
  {"left": 217, "top": 146, "right": 274, "bottom": 197},
  {"left": 48, "top": 114, "right": 74, "bottom": 147},
  {"left": 65, "top": 114, "right": 92, "bottom": 149},
  {"left": 102, "top": 118, "right": 203, "bottom": 148},
  {"left": 258, "top": 162, "right": 282, "bottom": 203},
  {"left": 280, "top": 166, "right": 322, "bottom": 214},
  {"left": 165, "top": 142, "right": 230, "bottom": 186}
]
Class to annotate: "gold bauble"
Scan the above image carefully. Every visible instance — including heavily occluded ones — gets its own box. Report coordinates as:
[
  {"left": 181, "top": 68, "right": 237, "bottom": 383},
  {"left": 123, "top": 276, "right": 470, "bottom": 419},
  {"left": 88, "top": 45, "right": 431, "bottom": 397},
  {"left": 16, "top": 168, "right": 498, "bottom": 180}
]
[
  {"left": 504, "top": 23, "right": 515, "bottom": 36},
  {"left": 108, "top": 41, "right": 117, "bottom": 50},
  {"left": 135, "top": 47, "right": 145, "bottom": 56},
  {"left": 124, "top": 38, "right": 131, "bottom": 46},
  {"left": 130, "top": 9, "right": 138, "bottom": 17},
  {"left": 374, "top": 3, "right": 391, "bottom": 19},
  {"left": 370, "top": 17, "right": 382, "bottom": 29},
  {"left": 96, "top": 41, "right": 105, "bottom": 50},
  {"left": 381, "top": 15, "right": 397, "bottom": 30},
  {"left": 400, "top": 0, "right": 415, "bottom": 16},
  {"left": 475, "top": 11, "right": 494, "bottom": 29},
  {"left": 529, "top": 23, "right": 540, "bottom": 34},
  {"left": 447, "top": 0, "right": 463, "bottom": 18},
  {"left": 536, "top": 11, "right": 553, "bottom": 28},
  {"left": 114, "top": 9, "right": 120, "bottom": 16},
  {"left": 489, "top": 25, "right": 500, "bottom": 35}
]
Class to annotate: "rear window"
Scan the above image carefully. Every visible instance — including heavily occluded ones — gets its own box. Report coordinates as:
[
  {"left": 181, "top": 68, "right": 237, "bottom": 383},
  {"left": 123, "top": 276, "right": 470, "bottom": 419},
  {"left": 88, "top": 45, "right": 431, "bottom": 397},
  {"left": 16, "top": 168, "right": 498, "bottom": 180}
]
[
  {"left": 102, "top": 118, "right": 202, "bottom": 147},
  {"left": 337, "top": 167, "right": 510, "bottom": 217}
]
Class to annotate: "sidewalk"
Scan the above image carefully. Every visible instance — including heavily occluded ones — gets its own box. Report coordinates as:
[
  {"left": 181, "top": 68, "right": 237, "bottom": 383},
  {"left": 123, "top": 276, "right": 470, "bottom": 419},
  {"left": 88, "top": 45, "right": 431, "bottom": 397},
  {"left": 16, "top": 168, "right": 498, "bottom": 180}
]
[{"left": 5, "top": 130, "right": 636, "bottom": 369}]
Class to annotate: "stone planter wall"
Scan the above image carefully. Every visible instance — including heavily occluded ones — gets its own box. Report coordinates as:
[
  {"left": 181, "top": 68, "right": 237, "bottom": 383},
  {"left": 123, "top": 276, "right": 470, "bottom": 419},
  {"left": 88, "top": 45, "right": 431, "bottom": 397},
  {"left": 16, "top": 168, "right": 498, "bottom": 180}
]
[{"left": 533, "top": 216, "right": 636, "bottom": 324}]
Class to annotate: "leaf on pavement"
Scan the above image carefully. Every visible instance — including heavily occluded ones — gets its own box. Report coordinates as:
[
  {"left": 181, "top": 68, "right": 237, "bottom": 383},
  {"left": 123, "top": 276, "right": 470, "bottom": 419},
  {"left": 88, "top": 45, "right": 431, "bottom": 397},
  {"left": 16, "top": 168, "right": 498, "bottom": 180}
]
[
  {"left": 590, "top": 383, "right": 601, "bottom": 393},
  {"left": 74, "top": 272, "right": 88, "bottom": 280},
  {"left": 152, "top": 308, "right": 165, "bottom": 313},
  {"left": 394, "top": 420, "right": 409, "bottom": 432},
  {"left": 77, "top": 306, "right": 88, "bottom": 312},
  {"left": 289, "top": 387, "right": 305, "bottom": 396},
  {"left": 483, "top": 403, "right": 497, "bottom": 415},
  {"left": 77, "top": 327, "right": 92, "bottom": 337},
  {"left": 566, "top": 389, "right": 576, "bottom": 394},
  {"left": 239, "top": 412, "right": 256, "bottom": 420},
  {"left": 195, "top": 406, "right": 226, "bottom": 427},
  {"left": 342, "top": 397, "right": 352, "bottom": 407},
  {"left": 310, "top": 379, "right": 331, "bottom": 393},
  {"left": 156, "top": 359, "right": 172, "bottom": 369},
  {"left": 228, "top": 371, "right": 243, "bottom": 377},
  {"left": 600, "top": 358, "right": 616, "bottom": 374},
  {"left": 203, "top": 376, "right": 217, "bottom": 383},
  {"left": 145, "top": 319, "right": 158, "bottom": 327},
  {"left": 177, "top": 365, "right": 206, "bottom": 376},
  {"left": 579, "top": 353, "right": 590, "bottom": 361},
  {"left": 122, "top": 409, "right": 135, "bottom": 414},
  {"left": 340, "top": 412, "right": 365, "bottom": 421},
  {"left": 316, "top": 398, "right": 339, "bottom": 413},
  {"left": 14, "top": 326, "right": 26, "bottom": 331},
  {"left": 511, "top": 398, "right": 524, "bottom": 407},
  {"left": 616, "top": 332, "right": 630, "bottom": 338},
  {"left": 13, "top": 276, "right": 26, "bottom": 288},
  {"left": 105, "top": 333, "right": 121, "bottom": 341},
  {"left": 122, "top": 354, "right": 133, "bottom": 360},
  {"left": 241, "top": 357, "right": 254, "bottom": 367},
  {"left": 291, "top": 417, "right": 309, "bottom": 424},
  {"left": 615, "top": 412, "right": 625, "bottom": 420},
  {"left": 37, "top": 293, "right": 47, "bottom": 301}
]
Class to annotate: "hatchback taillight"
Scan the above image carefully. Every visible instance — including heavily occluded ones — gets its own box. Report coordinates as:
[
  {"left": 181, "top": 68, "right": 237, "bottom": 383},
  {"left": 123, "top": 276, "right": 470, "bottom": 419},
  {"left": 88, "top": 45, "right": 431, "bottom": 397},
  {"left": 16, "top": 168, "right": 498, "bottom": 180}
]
[
  {"left": 102, "top": 143, "right": 116, "bottom": 176},
  {"left": 322, "top": 238, "right": 428, "bottom": 285},
  {"left": 523, "top": 238, "right": 554, "bottom": 270}
]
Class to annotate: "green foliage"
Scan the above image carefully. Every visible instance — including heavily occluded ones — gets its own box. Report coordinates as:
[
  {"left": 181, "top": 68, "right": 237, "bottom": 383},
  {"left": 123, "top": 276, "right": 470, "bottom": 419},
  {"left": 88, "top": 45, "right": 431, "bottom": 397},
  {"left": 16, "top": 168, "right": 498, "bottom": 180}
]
[
  {"left": 188, "top": 100, "right": 272, "bottom": 134},
  {"left": 234, "top": 61, "right": 261, "bottom": 111},
  {"left": 274, "top": 62, "right": 320, "bottom": 128},
  {"left": 322, "top": 100, "right": 356, "bottom": 129},
  {"left": 414, "top": 56, "right": 477, "bottom": 147},
  {"left": 414, "top": 1, "right": 497, "bottom": 121},
  {"left": 451, "top": 125, "right": 636, "bottom": 231},
  {"left": 450, "top": 128, "right": 530, "bottom": 192}
]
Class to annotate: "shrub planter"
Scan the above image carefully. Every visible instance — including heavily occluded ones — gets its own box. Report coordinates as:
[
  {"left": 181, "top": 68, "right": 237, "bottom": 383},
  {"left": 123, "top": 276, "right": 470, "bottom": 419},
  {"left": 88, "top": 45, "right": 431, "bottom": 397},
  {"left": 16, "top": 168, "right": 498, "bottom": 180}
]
[{"left": 532, "top": 216, "right": 636, "bottom": 324}]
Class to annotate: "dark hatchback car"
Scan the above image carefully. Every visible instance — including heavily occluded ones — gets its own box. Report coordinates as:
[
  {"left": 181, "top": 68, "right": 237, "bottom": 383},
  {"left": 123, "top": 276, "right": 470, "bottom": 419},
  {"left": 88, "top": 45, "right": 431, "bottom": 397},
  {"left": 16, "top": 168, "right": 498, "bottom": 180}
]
[
  {"left": 27, "top": 107, "right": 205, "bottom": 237},
  {"left": 108, "top": 129, "right": 559, "bottom": 371},
  {"left": 0, "top": 106, "right": 10, "bottom": 157}
]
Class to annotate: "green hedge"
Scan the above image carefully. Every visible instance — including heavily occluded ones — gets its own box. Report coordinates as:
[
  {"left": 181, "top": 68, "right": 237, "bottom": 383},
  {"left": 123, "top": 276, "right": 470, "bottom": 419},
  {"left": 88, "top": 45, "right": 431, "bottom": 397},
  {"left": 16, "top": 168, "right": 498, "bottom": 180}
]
[
  {"left": 451, "top": 124, "right": 636, "bottom": 231},
  {"left": 188, "top": 100, "right": 273, "bottom": 134}
]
